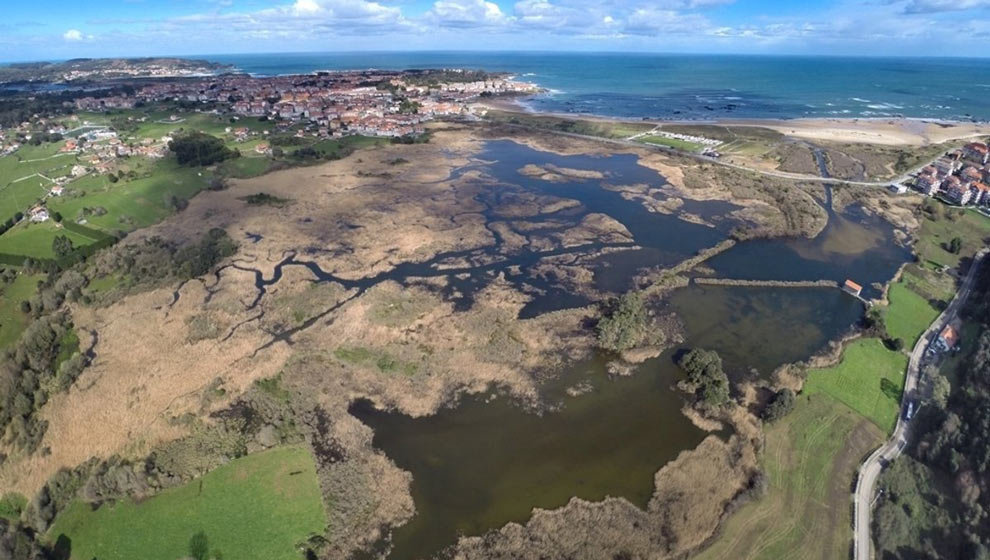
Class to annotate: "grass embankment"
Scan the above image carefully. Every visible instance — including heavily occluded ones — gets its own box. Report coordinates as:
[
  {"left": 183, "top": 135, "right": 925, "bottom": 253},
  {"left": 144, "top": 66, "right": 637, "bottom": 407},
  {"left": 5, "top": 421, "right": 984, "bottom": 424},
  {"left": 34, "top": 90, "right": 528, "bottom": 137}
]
[
  {"left": 49, "top": 445, "right": 326, "bottom": 560},
  {"left": 696, "top": 394, "right": 882, "bottom": 560}
]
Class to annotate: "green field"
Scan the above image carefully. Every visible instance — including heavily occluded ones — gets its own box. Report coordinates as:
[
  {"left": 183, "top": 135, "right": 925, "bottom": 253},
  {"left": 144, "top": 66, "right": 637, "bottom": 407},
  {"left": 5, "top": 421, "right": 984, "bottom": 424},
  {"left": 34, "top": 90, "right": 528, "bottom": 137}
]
[
  {"left": 803, "top": 338, "right": 907, "bottom": 434},
  {"left": 0, "top": 142, "right": 78, "bottom": 220},
  {"left": 915, "top": 209, "right": 990, "bottom": 271},
  {"left": 695, "top": 393, "right": 882, "bottom": 560},
  {"left": 49, "top": 445, "right": 327, "bottom": 560},
  {"left": 0, "top": 221, "right": 96, "bottom": 258},
  {"left": 637, "top": 135, "right": 704, "bottom": 152},
  {"left": 46, "top": 159, "right": 214, "bottom": 233},
  {"left": 884, "top": 274, "right": 940, "bottom": 347},
  {"left": 0, "top": 273, "right": 41, "bottom": 349}
]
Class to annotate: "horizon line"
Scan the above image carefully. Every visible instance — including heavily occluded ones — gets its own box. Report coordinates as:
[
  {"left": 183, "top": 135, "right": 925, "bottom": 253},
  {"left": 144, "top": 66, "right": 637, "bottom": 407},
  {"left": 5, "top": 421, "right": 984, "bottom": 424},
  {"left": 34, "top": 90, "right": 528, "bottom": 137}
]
[{"left": 5, "top": 49, "right": 990, "bottom": 66}]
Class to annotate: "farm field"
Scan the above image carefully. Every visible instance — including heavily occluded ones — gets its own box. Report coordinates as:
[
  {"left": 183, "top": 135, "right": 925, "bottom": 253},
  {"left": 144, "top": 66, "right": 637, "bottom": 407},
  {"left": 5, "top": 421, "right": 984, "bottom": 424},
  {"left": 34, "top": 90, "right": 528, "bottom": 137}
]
[
  {"left": 695, "top": 393, "right": 882, "bottom": 560},
  {"left": 803, "top": 338, "right": 907, "bottom": 434},
  {"left": 0, "top": 272, "right": 42, "bottom": 349},
  {"left": 48, "top": 445, "right": 327, "bottom": 560}
]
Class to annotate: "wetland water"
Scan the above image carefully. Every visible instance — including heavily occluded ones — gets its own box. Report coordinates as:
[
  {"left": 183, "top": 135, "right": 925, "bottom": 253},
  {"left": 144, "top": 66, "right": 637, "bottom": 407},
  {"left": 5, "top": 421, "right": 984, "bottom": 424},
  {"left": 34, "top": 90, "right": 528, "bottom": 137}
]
[{"left": 346, "top": 140, "right": 909, "bottom": 560}]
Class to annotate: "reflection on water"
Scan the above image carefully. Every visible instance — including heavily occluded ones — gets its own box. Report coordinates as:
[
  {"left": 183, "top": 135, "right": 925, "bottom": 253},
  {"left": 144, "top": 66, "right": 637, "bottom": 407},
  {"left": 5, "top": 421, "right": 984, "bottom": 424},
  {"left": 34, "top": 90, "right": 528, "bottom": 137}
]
[
  {"left": 353, "top": 286, "right": 866, "bottom": 560},
  {"left": 670, "top": 284, "right": 864, "bottom": 378},
  {"left": 705, "top": 205, "right": 911, "bottom": 299},
  {"left": 352, "top": 354, "right": 703, "bottom": 560}
]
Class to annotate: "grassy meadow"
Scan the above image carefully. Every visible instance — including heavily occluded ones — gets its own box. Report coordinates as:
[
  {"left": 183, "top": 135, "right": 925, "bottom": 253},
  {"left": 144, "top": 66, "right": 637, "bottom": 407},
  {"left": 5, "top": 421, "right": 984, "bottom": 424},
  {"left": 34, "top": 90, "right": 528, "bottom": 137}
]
[
  {"left": 803, "top": 338, "right": 907, "bottom": 434},
  {"left": 695, "top": 393, "right": 882, "bottom": 560},
  {"left": 0, "top": 273, "right": 41, "bottom": 349},
  {"left": 915, "top": 208, "right": 990, "bottom": 271},
  {"left": 49, "top": 445, "right": 327, "bottom": 560},
  {"left": 884, "top": 273, "right": 941, "bottom": 347}
]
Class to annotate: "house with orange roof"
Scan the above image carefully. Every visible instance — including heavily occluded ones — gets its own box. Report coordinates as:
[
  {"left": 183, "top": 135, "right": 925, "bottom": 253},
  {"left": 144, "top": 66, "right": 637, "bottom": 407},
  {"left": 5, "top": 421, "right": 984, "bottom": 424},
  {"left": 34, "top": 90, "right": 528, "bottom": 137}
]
[
  {"left": 963, "top": 142, "right": 989, "bottom": 165},
  {"left": 842, "top": 279, "right": 862, "bottom": 297}
]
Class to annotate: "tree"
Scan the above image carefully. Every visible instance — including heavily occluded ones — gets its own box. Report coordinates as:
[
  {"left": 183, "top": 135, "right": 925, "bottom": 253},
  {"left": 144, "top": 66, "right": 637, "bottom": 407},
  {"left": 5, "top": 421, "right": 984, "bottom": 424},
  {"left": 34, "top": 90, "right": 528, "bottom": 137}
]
[
  {"left": 19, "top": 301, "right": 30, "bottom": 314},
  {"left": 168, "top": 132, "right": 235, "bottom": 167},
  {"left": 948, "top": 236, "right": 963, "bottom": 255},
  {"left": 885, "top": 337, "right": 905, "bottom": 352},
  {"left": 50, "top": 212, "right": 62, "bottom": 223},
  {"left": 51, "top": 235, "right": 74, "bottom": 259},
  {"left": 762, "top": 388, "right": 796, "bottom": 422},
  {"left": 929, "top": 370, "right": 951, "bottom": 409},
  {"left": 596, "top": 292, "right": 648, "bottom": 352},
  {"left": 677, "top": 348, "right": 730, "bottom": 406}
]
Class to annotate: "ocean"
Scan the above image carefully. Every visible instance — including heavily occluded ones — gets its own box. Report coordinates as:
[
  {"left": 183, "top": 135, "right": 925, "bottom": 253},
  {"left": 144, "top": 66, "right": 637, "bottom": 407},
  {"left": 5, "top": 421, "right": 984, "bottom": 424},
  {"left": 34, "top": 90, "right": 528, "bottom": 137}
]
[{"left": 202, "top": 51, "right": 990, "bottom": 122}]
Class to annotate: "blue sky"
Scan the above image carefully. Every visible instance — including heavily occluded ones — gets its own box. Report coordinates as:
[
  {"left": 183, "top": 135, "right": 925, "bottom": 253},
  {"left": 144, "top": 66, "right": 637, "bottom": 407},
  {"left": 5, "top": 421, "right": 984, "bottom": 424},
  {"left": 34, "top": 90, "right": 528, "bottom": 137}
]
[{"left": 3, "top": 0, "right": 990, "bottom": 62}]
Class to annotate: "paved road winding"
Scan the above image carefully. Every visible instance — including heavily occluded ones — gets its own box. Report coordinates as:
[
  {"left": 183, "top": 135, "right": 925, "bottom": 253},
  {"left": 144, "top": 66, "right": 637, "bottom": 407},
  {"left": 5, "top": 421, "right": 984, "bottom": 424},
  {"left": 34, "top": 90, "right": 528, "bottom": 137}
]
[{"left": 853, "top": 249, "right": 988, "bottom": 560}]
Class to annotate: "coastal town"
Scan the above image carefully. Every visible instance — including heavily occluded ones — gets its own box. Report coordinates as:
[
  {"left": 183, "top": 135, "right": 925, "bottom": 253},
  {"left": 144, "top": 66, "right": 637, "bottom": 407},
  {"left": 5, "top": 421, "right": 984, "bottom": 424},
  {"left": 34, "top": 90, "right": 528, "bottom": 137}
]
[
  {"left": 912, "top": 141, "right": 990, "bottom": 207},
  {"left": 71, "top": 70, "right": 538, "bottom": 138}
]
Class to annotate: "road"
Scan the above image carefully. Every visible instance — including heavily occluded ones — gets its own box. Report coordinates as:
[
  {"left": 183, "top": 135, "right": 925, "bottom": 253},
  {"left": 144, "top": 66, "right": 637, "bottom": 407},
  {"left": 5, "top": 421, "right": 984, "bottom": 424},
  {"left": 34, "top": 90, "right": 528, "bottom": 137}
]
[
  {"left": 853, "top": 249, "right": 988, "bottom": 560},
  {"left": 489, "top": 121, "right": 936, "bottom": 189}
]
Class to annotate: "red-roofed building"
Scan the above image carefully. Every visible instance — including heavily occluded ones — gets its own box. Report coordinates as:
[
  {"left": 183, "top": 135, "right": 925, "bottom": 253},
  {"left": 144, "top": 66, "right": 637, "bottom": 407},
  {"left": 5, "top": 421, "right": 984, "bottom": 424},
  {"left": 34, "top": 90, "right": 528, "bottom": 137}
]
[
  {"left": 971, "top": 182, "right": 990, "bottom": 205},
  {"left": 915, "top": 172, "right": 941, "bottom": 196},
  {"left": 963, "top": 142, "right": 989, "bottom": 165},
  {"left": 935, "top": 324, "right": 960, "bottom": 352},
  {"left": 843, "top": 279, "right": 863, "bottom": 297}
]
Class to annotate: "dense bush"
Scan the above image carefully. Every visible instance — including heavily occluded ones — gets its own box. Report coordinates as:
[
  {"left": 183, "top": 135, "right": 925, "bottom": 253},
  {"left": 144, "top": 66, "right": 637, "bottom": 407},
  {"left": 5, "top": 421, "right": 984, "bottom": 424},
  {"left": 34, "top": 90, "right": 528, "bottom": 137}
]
[
  {"left": 0, "top": 311, "right": 85, "bottom": 453},
  {"left": 92, "top": 228, "right": 237, "bottom": 292},
  {"left": 0, "top": 518, "right": 51, "bottom": 559},
  {"left": 168, "top": 132, "right": 237, "bottom": 167},
  {"left": 676, "top": 348, "right": 730, "bottom": 407},
  {"left": 596, "top": 292, "right": 648, "bottom": 352},
  {"left": 762, "top": 388, "right": 795, "bottom": 422}
]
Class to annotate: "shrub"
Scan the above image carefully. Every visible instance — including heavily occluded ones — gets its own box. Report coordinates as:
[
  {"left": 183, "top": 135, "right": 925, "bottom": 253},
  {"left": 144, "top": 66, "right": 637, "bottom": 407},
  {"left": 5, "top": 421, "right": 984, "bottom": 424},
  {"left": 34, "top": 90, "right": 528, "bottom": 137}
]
[
  {"left": 596, "top": 292, "right": 648, "bottom": 352},
  {"left": 677, "top": 348, "right": 730, "bottom": 406},
  {"left": 762, "top": 388, "right": 796, "bottom": 422}
]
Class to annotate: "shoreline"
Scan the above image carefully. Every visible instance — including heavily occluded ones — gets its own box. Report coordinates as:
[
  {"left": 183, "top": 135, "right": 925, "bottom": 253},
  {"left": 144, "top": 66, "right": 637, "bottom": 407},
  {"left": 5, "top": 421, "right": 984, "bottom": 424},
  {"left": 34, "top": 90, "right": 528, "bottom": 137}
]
[{"left": 478, "top": 97, "right": 990, "bottom": 146}]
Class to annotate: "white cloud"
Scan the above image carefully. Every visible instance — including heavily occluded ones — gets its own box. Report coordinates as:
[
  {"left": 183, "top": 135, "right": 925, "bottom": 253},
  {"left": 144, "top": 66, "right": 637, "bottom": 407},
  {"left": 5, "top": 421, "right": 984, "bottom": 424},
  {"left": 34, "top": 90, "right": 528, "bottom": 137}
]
[
  {"left": 623, "top": 8, "right": 710, "bottom": 35},
  {"left": 293, "top": 0, "right": 322, "bottom": 14},
  {"left": 63, "top": 29, "right": 83, "bottom": 41},
  {"left": 903, "top": 0, "right": 990, "bottom": 13},
  {"left": 427, "top": 0, "right": 506, "bottom": 28}
]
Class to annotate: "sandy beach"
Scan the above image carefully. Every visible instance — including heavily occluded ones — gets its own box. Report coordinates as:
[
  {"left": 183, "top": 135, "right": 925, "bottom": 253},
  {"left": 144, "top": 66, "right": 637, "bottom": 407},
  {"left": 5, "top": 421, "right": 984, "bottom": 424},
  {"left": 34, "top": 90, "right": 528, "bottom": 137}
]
[
  {"left": 716, "top": 118, "right": 990, "bottom": 146},
  {"left": 478, "top": 98, "right": 990, "bottom": 146}
]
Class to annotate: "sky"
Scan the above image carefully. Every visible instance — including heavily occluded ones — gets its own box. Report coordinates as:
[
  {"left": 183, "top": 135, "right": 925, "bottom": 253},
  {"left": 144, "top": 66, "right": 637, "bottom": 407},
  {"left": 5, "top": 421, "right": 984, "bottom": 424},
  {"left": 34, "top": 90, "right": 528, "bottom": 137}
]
[{"left": 2, "top": 0, "right": 990, "bottom": 62}]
